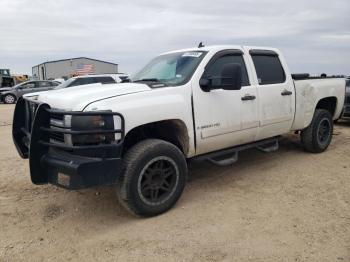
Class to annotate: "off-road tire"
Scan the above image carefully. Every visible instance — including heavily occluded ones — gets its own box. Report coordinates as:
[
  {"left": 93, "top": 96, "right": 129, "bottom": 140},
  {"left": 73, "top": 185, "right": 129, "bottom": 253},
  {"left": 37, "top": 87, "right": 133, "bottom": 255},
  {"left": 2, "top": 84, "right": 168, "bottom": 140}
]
[
  {"left": 116, "top": 139, "right": 187, "bottom": 217},
  {"left": 301, "top": 109, "right": 333, "bottom": 153},
  {"left": 3, "top": 94, "right": 16, "bottom": 104}
]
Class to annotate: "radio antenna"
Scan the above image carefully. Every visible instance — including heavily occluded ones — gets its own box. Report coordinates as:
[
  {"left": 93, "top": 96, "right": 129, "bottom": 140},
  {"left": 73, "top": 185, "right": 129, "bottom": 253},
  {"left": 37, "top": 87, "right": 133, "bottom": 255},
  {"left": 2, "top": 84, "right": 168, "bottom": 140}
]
[{"left": 198, "top": 42, "right": 205, "bottom": 48}]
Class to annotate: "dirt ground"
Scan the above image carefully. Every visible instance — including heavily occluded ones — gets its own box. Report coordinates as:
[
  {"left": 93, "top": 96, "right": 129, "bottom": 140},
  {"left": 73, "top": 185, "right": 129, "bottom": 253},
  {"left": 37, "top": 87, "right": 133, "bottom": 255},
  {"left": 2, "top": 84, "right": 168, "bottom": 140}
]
[{"left": 0, "top": 104, "right": 349, "bottom": 262}]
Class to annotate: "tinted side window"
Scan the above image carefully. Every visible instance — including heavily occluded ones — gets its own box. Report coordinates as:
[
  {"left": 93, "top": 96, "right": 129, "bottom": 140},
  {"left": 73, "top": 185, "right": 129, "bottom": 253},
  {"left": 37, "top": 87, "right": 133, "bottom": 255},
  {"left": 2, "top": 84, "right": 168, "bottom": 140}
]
[
  {"left": 205, "top": 54, "right": 249, "bottom": 87},
  {"left": 21, "top": 82, "right": 36, "bottom": 89},
  {"left": 83, "top": 78, "right": 95, "bottom": 85},
  {"left": 69, "top": 78, "right": 94, "bottom": 87},
  {"left": 94, "top": 77, "right": 115, "bottom": 84},
  {"left": 251, "top": 55, "right": 286, "bottom": 85},
  {"left": 69, "top": 79, "right": 81, "bottom": 87},
  {"left": 37, "top": 81, "right": 52, "bottom": 87}
]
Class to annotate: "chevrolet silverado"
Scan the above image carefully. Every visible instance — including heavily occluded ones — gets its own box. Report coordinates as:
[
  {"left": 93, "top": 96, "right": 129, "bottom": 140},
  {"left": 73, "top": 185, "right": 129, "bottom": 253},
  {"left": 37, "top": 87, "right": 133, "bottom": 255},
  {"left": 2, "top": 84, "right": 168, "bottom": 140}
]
[{"left": 12, "top": 45, "right": 346, "bottom": 217}]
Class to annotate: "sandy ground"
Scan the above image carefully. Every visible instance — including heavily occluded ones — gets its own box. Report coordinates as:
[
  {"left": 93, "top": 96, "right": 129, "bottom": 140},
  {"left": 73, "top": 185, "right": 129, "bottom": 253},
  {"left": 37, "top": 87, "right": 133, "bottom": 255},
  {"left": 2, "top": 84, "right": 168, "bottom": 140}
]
[{"left": 0, "top": 104, "right": 349, "bottom": 262}]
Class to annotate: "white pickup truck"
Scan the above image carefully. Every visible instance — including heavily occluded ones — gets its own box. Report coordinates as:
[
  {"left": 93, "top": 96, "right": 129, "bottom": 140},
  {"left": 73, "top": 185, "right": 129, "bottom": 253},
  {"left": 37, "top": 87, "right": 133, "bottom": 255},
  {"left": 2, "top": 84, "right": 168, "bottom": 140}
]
[{"left": 13, "top": 45, "right": 346, "bottom": 217}]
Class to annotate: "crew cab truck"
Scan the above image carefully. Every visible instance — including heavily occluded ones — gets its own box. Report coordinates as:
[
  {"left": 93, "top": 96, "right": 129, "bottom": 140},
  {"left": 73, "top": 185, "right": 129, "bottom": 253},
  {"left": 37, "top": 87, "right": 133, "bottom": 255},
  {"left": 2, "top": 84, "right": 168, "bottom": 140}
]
[{"left": 12, "top": 45, "right": 346, "bottom": 217}]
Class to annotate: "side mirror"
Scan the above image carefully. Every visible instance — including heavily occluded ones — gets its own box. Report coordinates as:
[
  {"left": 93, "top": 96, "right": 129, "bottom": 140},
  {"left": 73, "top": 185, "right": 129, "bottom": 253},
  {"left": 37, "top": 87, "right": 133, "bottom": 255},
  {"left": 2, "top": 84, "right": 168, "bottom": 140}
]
[
  {"left": 200, "top": 63, "right": 242, "bottom": 92},
  {"left": 199, "top": 78, "right": 211, "bottom": 92},
  {"left": 220, "top": 63, "right": 242, "bottom": 91}
]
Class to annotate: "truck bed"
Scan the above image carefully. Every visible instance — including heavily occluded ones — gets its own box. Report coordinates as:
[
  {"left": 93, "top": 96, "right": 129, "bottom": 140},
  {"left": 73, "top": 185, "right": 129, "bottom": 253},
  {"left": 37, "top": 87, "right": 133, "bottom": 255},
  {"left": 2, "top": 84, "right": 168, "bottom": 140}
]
[{"left": 291, "top": 77, "right": 346, "bottom": 130}]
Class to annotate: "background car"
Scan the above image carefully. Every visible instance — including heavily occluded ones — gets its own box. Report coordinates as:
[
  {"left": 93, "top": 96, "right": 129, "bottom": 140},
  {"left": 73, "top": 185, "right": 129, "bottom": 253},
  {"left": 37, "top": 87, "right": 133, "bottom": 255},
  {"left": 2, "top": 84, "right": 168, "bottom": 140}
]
[
  {"left": 54, "top": 74, "right": 129, "bottom": 89},
  {"left": 0, "top": 80, "right": 60, "bottom": 104},
  {"left": 52, "top": 78, "right": 66, "bottom": 84}
]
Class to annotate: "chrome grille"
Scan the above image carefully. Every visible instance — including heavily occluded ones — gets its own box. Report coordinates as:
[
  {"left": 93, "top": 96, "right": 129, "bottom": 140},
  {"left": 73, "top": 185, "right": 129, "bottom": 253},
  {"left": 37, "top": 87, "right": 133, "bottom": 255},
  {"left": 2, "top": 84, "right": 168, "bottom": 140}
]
[
  {"left": 49, "top": 130, "right": 65, "bottom": 143},
  {"left": 345, "top": 95, "right": 350, "bottom": 105},
  {"left": 49, "top": 114, "right": 66, "bottom": 144}
]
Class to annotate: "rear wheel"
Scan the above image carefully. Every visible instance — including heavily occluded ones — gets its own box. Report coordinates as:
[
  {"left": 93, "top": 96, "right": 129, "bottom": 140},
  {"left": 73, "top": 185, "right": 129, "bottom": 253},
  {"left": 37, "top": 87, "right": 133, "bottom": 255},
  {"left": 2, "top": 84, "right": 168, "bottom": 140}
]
[
  {"left": 116, "top": 139, "right": 187, "bottom": 217},
  {"left": 3, "top": 94, "right": 16, "bottom": 104},
  {"left": 301, "top": 109, "right": 333, "bottom": 153}
]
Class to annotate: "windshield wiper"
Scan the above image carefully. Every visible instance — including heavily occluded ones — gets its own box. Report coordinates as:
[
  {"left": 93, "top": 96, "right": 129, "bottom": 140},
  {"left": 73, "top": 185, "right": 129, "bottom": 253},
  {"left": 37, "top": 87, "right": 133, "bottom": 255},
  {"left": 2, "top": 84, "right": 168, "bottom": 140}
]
[{"left": 133, "top": 78, "right": 160, "bottom": 82}]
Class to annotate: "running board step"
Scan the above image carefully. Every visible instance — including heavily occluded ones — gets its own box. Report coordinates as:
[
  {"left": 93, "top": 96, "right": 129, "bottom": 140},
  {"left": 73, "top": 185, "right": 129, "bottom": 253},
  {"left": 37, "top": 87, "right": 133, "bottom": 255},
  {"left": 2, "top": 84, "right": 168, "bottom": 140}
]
[
  {"left": 256, "top": 140, "right": 279, "bottom": 153},
  {"left": 206, "top": 151, "right": 238, "bottom": 166},
  {"left": 194, "top": 137, "right": 280, "bottom": 167}
]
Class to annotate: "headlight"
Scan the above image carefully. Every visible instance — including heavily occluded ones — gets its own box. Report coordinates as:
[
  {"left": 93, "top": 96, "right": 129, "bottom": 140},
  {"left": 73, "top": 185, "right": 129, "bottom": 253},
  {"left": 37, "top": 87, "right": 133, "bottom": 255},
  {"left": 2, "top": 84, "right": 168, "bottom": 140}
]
[{"left": 71, "top": 114, "right": 115, "bottom": 145}]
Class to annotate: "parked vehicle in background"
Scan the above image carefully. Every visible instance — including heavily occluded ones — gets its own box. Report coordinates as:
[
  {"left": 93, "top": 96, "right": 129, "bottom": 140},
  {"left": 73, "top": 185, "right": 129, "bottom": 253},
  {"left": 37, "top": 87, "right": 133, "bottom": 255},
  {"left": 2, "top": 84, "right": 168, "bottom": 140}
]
[
  {"left": 118, "top": 74, "right": 130, "bottom": 82},
  {"left": 13, "top": 45, "right": 345, "bottom": 217},
  {"left": 53, "top": 78, "right": 65, "bottom": 84},
  {"left": 106, "top": 73, "right": 130, "bottom": 83},
  {"left": 0, "top": 69, "right": 14, "bottom": 88},
  {"left": 0, "top": 80, "right": 60, "bottom": 104},
  {"left": 54, "top": 74, "right": 120, "bottom": 89},
  {"left": 339, "top": 78, "right": 350, "bottom": 120}
]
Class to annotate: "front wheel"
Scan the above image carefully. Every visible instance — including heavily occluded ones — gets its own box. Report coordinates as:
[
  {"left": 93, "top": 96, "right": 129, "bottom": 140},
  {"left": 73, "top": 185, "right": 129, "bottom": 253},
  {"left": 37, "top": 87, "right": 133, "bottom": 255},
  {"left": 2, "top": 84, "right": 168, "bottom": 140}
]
[
  {"left": 116, "top": 139, "right": 187, "bottom": 217},
  {"left": 3, "top": 94, "right": 16, "bottom": 104},
  {"left": 301, "top": 109, "right": 333, "bottom": 153}
]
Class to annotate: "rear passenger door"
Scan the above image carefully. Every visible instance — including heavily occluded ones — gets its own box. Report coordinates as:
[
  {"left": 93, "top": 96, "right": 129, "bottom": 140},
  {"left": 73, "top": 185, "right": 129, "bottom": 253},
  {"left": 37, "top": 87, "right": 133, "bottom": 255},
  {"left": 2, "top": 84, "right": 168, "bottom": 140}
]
[
  {"left": 36, "top": 81, "right": 55, "bottom": 91},
  {"left": 245, "top": 48, "right": 295, "bottom": 140}
]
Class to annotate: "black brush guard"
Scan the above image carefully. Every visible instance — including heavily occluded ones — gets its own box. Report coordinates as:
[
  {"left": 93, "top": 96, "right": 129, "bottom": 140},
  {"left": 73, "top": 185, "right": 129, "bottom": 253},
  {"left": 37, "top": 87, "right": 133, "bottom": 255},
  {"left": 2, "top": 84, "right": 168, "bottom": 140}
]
[{"left": 13, "top": 98, "right": 125, "bottom": 189}]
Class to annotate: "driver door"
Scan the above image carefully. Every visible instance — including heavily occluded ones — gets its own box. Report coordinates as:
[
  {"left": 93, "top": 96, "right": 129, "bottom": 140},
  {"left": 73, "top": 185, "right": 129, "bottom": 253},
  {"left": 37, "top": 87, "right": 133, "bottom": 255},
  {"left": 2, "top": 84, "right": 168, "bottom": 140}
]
[
  {"left": 192, "top": 50, "right": 259, "bottom": 155},
  {"left": 17, "top": 82, "right": 36, "bottom": 96}
]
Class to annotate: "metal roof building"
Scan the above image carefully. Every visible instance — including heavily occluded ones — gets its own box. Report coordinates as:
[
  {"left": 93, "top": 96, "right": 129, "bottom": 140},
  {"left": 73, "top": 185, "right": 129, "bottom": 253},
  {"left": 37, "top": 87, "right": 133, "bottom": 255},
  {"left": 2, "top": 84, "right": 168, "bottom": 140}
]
[{"left": 32, "top": 57, "right": 119, "bottom": 80}]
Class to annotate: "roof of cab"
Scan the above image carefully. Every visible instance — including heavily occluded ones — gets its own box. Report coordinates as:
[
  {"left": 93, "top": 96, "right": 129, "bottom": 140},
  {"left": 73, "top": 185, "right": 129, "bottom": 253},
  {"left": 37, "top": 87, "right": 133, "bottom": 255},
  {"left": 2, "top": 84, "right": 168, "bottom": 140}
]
[{"left": 161, "top": 45, "right": 279, "bottom": 55}]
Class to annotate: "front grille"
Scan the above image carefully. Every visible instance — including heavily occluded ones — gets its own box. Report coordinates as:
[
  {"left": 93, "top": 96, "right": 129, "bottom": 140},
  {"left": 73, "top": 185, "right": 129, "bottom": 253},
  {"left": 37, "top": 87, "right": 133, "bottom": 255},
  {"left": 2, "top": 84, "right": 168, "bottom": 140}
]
[
  {"left": 50, "top": 130, "right": 65, "bottom": 143},
  {"left": 50, "top": 113, "right": 64, "bottom": 121},
  {"left": 345, "top": 95, "right": 350, "bottom": 105},
  {"left": 49, "top": 114, "right": 67, "bottom": 144},
  {"left": 22, "top": 101, "right": 69, "bottom": 145}
]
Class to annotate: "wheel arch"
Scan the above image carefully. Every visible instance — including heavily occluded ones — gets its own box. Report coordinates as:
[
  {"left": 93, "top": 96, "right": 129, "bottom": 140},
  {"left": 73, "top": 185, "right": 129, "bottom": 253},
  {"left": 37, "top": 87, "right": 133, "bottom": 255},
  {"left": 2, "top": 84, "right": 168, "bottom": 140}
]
[
  {"left": 123, "top": 119, "right": 190, "bottom": 156},
  {"left": 315, "top": 96, "right": 337, "bottom": 117}
]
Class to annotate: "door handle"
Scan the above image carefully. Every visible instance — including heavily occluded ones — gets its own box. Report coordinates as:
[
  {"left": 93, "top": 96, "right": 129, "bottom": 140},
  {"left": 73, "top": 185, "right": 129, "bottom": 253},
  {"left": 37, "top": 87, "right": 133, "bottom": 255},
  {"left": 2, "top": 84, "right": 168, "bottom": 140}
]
[
  {"left": 241, "top": 95, "right": 256, "bottom": 101},
  {"left": 281, "top": 90, "right": 293, "bottom": 96}
]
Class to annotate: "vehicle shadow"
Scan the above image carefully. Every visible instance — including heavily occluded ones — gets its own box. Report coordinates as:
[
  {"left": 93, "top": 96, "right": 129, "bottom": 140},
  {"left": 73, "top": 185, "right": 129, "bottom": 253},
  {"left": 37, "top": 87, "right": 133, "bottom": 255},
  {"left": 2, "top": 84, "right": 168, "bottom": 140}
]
[
  {"left": 53, "top": 133, "right": 305, "bottom": 224},
  {"left": 334, "top": 120, "right": 350, "bottom": 127}
]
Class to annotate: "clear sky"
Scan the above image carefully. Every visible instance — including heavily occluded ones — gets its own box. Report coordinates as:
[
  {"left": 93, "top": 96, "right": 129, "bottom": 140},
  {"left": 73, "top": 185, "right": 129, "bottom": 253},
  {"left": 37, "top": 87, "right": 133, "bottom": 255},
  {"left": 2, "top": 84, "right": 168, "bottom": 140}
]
[{"left": 0, "top": 0, "right": 349, "bottom": 76}]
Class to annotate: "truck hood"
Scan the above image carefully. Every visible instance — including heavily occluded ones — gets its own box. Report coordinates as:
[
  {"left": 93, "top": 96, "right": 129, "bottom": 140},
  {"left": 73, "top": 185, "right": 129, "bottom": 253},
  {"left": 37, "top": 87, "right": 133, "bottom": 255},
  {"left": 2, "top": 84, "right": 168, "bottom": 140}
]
[{"left": 24, "top": 83, "right": 151, "bottom": 110}]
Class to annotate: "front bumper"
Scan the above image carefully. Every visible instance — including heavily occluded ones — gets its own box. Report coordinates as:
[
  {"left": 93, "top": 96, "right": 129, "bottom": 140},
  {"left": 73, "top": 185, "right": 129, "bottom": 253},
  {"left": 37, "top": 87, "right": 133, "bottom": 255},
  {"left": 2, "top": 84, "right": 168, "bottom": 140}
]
[{"left": 12, "top": 98, "right": 125, "bottom": 189}]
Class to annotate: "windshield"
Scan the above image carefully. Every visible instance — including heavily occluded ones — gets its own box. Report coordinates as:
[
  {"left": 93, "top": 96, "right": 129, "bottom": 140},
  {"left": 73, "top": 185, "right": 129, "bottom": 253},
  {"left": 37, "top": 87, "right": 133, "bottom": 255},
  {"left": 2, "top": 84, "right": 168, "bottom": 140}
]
[
  {"left": 0, "top": 69, "right": 10, "bottom": 76},
  {"left": 132, "top": 51, "right": 207, "bottom": 86},
  {"left": 54, "top": 78, "right": 75, "bottom": 89}
]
